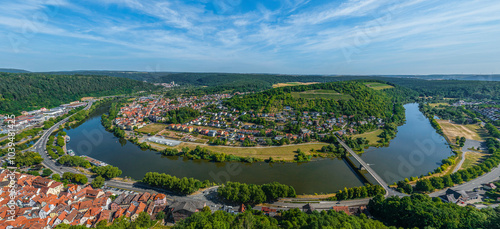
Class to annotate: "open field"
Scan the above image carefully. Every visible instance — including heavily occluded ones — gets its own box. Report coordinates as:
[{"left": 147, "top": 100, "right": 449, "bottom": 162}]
[
  {"left": 437, "top": 120, "right": 487, "bottom": 142},
  {"left": 290, "top": 90, "right": 353, "bottom": 100},
  {"left": 351, "top": 129, "right": 383, "bottom": 146},
  {"left": 272, "top": 82, "right": 320, "bottom": 88},
  {"left": 148, "top": 141, "right": 329, "bottom": 161},
  {"left": 461, "top": 152, "right": 487, "bottom": 170},
  {"left": 429, "top": 103, "right": 449, "bottom": 108},
  {"left": 364, "top": 82, "right": 394, "bottom": 90},
  {"left": 136, "top": 123, "right": 168, "bottom": 135}
]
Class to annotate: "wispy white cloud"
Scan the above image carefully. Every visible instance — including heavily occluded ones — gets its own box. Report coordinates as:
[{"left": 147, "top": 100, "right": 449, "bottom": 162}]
[{"left": 0, "top": 0, "right": 499, "bottom": 74}]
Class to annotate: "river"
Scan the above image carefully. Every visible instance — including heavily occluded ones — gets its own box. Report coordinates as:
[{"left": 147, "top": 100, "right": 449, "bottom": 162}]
[{"left": 64, "top": 103, "right": 451, "bottom": 194}]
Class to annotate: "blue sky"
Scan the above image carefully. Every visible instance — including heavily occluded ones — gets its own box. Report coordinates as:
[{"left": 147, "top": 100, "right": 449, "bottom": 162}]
[{"left": 0, "top": 0, "right": 499, "bottom": 75}]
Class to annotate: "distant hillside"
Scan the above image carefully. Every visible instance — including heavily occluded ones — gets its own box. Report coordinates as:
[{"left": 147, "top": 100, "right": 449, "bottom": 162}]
[
  {"left": 0, "top": 73, "right": 159, "bottom": 115},
  {"left": 37, "top": 70, "right": 500, "bottom": 100},
  {"left": 0, "top": 68, "right": 30, "bottom": 73},
  {"left": 224, "top": 81, "right": 395, "bottom": 119}
]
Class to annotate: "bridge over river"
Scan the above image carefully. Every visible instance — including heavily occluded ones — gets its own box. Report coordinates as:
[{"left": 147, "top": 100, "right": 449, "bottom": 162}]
[{"left": 336, "top": 136, "right": 406, "bottom": 197}]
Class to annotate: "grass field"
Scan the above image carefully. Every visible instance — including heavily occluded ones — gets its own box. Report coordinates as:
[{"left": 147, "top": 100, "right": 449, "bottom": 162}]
[
  {"left": 462, "top": 152, "right": 487, "bottom": 170},
  {"left": 351, "top": 129, "right": 383, "bottom": 146},
  {"left": 272, "top": 82, "right": 320, "bottom": 88},
  {"left": 290, "top": 90, "right": 353, "bottom": 100},
  {"left": 136, "top": 123, "right": 168, "bottom": 135},
  {"left": 429, "top": 103, "right": 449, "bottom": 108},
  {"left": 149, "top": 141, "right": 329, "bottom": 161},
  {"left": 437, "top": 120, "right": 487, "bottom": 142},
  {"left": 364, "top": 82, "right": 394, "bottom": 90}
]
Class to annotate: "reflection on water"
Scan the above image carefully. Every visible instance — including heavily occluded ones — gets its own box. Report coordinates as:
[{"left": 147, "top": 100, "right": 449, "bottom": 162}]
[{"left": 64, "top": 103, "right": 451, "bottom": 193}]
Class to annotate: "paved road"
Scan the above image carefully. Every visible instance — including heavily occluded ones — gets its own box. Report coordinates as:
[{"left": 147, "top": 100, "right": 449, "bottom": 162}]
[
  {"left": 453, "top": 139, "right": 487, "bottom": 173},
  {"left": 270, "top": 197, "right": 371, "bottom": 211},
  {"left": 430, "top": 165, "right": 500, "bottom": 197},
  {"left": 32, "top": 100, "right": 95, "bottom": 175}
]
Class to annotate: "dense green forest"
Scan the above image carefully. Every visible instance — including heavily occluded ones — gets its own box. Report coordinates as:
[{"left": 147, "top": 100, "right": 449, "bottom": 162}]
[
  {"left": 0, "top": 73, "right": 157, "bottom": 114},
  {"left": 174, "top": 207, "right": 392, "bottom": 229},
  {"left": 369, "top": 194, "right": 500, "bottom": 229},
  {"left": 224, "top": 81, "right": 394, "bottom": 118},
  {"left": 39, "top": 71, "right": 500, "bottom": 100},
  {"left": 379, "top": 77, "right": 500, "bottom": 100}
]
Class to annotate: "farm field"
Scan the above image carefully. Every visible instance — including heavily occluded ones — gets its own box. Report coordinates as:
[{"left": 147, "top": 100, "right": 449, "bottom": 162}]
[
  {"left": 290, "top": 90, "right": 353, "bottom": 100},
  {"left": 351, "top": 129, "right": 383, "bottom": 146},
  {"left": 136, "top": 123, "right": 168, "bottom": 135},
  {"left": 429, "top": 103, "right": 449, "bottom": 108},
  {"left": 437, "top": 120, "right": 487, "bottom": 142},
  {"left": 364, "top": 82, "right": 394, "bottom": 90},
  {"left": 272, "top": 82, "right": 319, "bottom": 88}
]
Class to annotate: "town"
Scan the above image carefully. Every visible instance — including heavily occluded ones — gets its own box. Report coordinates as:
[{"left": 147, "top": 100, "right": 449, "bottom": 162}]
[{"left": 114, "top": 94, "right": 386, "bottom": 147}]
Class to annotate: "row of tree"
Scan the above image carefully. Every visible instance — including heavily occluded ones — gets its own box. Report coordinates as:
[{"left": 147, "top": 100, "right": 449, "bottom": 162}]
[
  {"left": 141, "top": 172, "right": 212, "bottom": 195},
  {"left": 330, "top": 185, "right": 386, "bottom": 201},
  {"left": 57, "top": 155, "right": 91, "bottom": 168},
  {"left": 398, "top": 140, "right": 500, "bottom": 194},
  {"left": 13, "top": 151, "right": 43, "bottom": 167},
  {"left": 161, "top": 146, "right": 260, "bottom": 163},
  {"left": 92, "top": 165, "right": 122, "bottom": 179},
  {"left": 217, "top": 181, "right": 296, "bottom": 204},
  {"left": 61, "top": 172, "right": 88, "bottom": 185}
]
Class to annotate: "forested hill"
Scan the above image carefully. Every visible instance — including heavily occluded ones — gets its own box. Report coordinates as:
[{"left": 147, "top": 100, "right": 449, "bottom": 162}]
[
  {"left": 378, "top": 77, "right": 500, "bottom": 100},
  {"left": 45, "top": 71, "right": 341, "bottom": 92},
  {"left": 0, "top": 68, "right": 30, "bottom": 73},
  {"left": 0, "top": 73, "right": 158, "bottom": 115},
  {"left": 36, "top": 70, "right": 500, "bottom": 99},
  {"left": 224, "top": 81, "right": 394, "bottom": 119}
]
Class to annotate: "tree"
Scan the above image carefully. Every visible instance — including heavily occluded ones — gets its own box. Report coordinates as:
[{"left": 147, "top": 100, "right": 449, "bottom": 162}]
[
  {"left": 91, "top": 176, "right": 105, "bottom": 188},
  {"left": 134, "top": 212, "right": 154, "bottom": 228},
  {"left": 41, "top": 169, "right": 53, "bottom": 177},
  {"left": 156, "top": 211, "right": 165, "bottom": 220},
  {"left": 92, "top": 165, "right": 122, "bottom": 179},
  {"left": 52, "top": 173, "right": 61, "bottom": 182},
  {"left": 429, "top": 177, "right": 444, "bottom": 190},
  {"left": 415, "top": 179, "right": 434, "bottom": 192},
  {"left": 451, "top": 173, "right": 463, "bottom": 184},
  {"left": 442, "top": 175, "right": 454, "bottom": 187}
]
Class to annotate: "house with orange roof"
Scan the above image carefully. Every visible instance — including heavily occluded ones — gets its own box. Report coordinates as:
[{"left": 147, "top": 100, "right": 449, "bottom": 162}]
[
  {"left": 92, "top": 197, "right": 111, "bottom": 210},
  {"left": 113, "top": 207, "right": 125, "bottom": 219},
  {"left": 95, "top": 209, "right": 110, "bottom": 226},
  {"left": 154, "top": 193, "right": 167, "bottom": 206},
  {"left": 53, "top": 211, "right": 68, "bottom": 227},
  {"left": 131, "top": 202, "right": 147, "bottom": 221},
  {"left": 86, "top": 189, "right": 104, "bottom": 199},
  {"left": 125, "top": 203, "right": 137, "bottom": 218},
  {"left": 75, "top": 200, "right": 93, "bottom": 212},
  {"left": 138, "top": 192, "right": 151, "bottom": 202},
  {"left": 63, "top": 209, "right": 78, "bottom": 224},
  {"left": 39, "top": 203, "right": 53, "bottom": 218}
]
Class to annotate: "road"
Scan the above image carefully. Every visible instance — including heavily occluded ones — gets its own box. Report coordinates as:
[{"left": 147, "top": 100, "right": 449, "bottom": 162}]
[
  {"left": 32, "top": 100, "right": 95, "bottom": 175},
  {"left": 429, "top": 164, "right": 500, "bottom": 197}
]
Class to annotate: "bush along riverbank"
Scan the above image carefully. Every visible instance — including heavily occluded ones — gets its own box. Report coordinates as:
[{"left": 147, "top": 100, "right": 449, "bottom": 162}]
[{"left": 396, "top": 136, "right": 500, "bottom": 194}]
